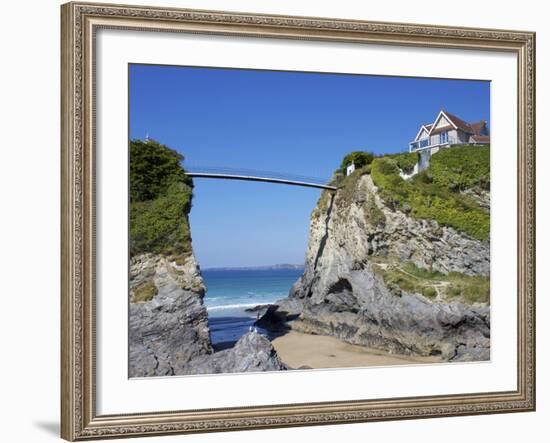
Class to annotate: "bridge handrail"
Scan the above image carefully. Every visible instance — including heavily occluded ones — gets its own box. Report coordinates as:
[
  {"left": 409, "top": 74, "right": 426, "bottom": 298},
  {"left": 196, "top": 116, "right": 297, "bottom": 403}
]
[{"left": 184, "top": 164, "right": 332, "bottom": 186}]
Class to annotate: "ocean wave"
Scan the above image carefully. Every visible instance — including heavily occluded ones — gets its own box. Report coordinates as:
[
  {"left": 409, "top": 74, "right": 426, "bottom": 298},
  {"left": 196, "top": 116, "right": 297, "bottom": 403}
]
[
  {"left": 206, "top": 292, "right": 283, "bottom": 301},
  {"left": 206, "top": 302, "right": 273, "bottom": 312},
  {"left": 246, "top": 291, "right": 285, "bottom": 296}
]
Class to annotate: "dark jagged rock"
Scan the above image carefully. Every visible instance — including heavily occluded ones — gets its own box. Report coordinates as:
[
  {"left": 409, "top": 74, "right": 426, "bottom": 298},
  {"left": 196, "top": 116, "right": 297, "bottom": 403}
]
[
  {"left": 254, "top": 298, "right": 304, "bottom": 331},
  {"left": 185, "top": 331, "right": 287, "bottom": 374},
  {"left": 244, "top": 304, "right": 271, "bottom": 313}
]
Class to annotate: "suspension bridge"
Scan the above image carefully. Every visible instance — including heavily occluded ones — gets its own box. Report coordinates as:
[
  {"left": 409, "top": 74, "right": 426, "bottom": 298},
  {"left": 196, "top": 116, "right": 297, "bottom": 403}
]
[{"left": 184, "top": 165, "right": 337, "bottom": 191}]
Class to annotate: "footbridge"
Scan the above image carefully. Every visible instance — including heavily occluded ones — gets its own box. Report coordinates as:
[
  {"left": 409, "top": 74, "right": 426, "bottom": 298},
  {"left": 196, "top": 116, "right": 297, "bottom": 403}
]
[{"left": 184, "top": 166, "right": 337, "bottom": 191}]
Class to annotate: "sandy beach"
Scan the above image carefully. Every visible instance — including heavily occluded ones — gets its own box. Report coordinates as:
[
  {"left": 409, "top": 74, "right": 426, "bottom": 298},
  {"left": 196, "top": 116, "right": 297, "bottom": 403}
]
[{"left": 272, "top": 331, "right": 442, "bottom": 369}]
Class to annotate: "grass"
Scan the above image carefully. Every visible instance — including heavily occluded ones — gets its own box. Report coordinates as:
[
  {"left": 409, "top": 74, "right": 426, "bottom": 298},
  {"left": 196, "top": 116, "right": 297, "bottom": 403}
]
[
  {"left": 386, "top": 152, "right": 418, "bottom": 174},
  {"left": 429, "top": 144, "right": 490, "bottom": 191},
  {"left": 370, "top": 146, "right": 490, "bottom": 241},
  {"left": 371, "top": 260, "right": 490, "bottom": 304},
  {"left": 130, "top": 182, "right": 193, "bottom": 258},
  {"left": 132, "top": 280, "right": 158, "bottom": 303},
  {"left": 447, "top": 274, "right": 491, "bottom": 304}
]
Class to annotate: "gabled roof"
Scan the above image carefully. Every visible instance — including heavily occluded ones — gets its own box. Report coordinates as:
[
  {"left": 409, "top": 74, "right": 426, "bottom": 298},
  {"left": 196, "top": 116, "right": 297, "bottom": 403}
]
[
  {"left": 414, "top": 124, "right": 432, "bottom": 141},
  {"left": 412, "top": 110, "right": 489, "bottom": 142},
  {"left": 441, "top": 110, "right": 475, "bottom": 134},
  {"left": 427, "top": 110, "right": 458, "bottom": 135}
]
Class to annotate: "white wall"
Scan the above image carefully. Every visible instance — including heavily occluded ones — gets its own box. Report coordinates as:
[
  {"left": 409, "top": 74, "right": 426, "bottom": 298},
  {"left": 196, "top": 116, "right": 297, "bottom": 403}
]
[{"left": 0, "top": 1, "right": 548, "bottom": 442}]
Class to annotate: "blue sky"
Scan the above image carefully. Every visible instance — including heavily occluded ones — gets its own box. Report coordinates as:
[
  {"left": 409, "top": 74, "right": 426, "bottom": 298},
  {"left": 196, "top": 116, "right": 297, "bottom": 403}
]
[{"left": 129, "top": 64, "right": 490, "bottom": 268}]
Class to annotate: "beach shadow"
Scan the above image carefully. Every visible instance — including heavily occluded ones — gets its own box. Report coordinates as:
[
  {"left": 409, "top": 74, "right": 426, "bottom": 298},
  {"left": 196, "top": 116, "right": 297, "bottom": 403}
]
[
  {"left": 33, "top": 420, "right": 59, "bottom": 436},
  {"left": 254, "top": 305, "right": 297, "bottom": 340}
]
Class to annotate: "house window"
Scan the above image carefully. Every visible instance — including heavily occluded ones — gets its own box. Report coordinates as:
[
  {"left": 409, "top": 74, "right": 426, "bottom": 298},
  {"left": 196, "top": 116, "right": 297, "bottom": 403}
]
[{"left": 440, "top": 131, "right": 448, "bottom": 144}]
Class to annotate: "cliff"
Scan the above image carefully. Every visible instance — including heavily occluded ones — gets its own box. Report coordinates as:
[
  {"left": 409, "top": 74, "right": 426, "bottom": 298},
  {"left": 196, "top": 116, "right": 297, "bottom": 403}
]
[
  {"left": 128, "top": 140, "right": 285, "bottom": 376},
  {"left": 260, "top": 147, "right": 491, "bottom": 362},
  {"left": 129, "top": 253, "right": 211, "bottom": 376}
]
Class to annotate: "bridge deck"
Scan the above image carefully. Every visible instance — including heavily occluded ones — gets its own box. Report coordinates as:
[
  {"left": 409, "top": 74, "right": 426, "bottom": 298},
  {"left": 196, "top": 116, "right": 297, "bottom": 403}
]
[{"left": 186, "top": 172, "right": 336, "bottom": 191}]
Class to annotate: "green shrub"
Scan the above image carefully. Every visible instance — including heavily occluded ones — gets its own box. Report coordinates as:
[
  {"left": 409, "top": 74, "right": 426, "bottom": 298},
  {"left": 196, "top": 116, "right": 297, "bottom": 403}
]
[
  {"left": 130, "top": 140, "right": 194, "bottom": 258},
  {"left": 429, "top": 145, "right": 490, "bottom": 191},
  {"left": 374, "top": 157, "right": 400, "bottom": 175},
  {"left": 130, "top": 139, "right": 193, "bottom": 202},
  {"left": 448, "top": 284, "right": 463, "bottom": 297},
  {"left": 387, "top": 152, "right": 418, "bottom": 174},
  {"left": 422, "top": 287, "right": 437, "bottom": 299},
  {"left": 340, "top": 151, "right": 374, "bottom": 174}
]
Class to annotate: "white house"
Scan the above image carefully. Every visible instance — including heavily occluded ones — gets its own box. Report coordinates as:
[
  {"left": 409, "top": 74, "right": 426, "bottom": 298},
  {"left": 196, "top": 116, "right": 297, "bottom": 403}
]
[{"left": 409, "top": 110, "right": 490, "bottom": 173}]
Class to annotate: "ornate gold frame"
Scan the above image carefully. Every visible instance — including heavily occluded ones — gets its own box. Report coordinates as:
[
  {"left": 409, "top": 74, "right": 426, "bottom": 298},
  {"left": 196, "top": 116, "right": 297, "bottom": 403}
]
[{"left": 61, "top": 2, "right": 536, "bottom": 440}]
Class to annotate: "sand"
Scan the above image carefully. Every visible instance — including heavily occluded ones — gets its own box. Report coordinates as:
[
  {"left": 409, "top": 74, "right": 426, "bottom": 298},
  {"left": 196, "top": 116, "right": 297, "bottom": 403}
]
[{"left": 272, "top": 331, "right": 442, "bottom": 369}]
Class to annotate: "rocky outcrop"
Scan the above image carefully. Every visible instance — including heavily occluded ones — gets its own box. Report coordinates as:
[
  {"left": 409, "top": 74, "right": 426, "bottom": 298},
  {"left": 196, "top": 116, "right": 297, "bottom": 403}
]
[
  {"left": 129, "top": 253, "right": 212, "bottom": 377},
  {"left": 260, "top": 173, "right": 490, "bottom": 361},
  {"left": 129, "top": 253, "right": 286, "bottom": 376},
  {"left": 255, "top": 298, "right": 304, "bottom": 332},
  {"left": 461, "top": 187, "right": 490, "bottom": 210},
  {"left": 185, "top": 331, "right": 287, "bottom": 374}
]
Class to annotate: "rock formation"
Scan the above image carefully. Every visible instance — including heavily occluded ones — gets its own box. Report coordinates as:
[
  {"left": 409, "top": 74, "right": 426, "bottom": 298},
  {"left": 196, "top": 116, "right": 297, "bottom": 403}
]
[
  {"left": 259, "top": 173, "right": 490, "bottom": 362},
  {"left": 128, "top": 139, "right": 285, "bottom": 377},
  {"left": 185, "top": 331, "right": 287, "bottom": 374},
  {"left": 129, "top": 253, "right": 212, "bottom": 377},
  {"left": 129, "top": 253, "right": 286, "bottom": 376}
]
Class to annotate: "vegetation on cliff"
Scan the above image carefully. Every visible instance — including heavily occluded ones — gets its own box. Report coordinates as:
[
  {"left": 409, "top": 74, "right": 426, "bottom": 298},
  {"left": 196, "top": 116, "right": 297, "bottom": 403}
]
[
  {"left": 131, "top": 280, "right": 159, "bottom": 303},
  {"left": 370, "top": 145, "right": 490, "bottom": 241},
  {"left": 428, "top": 144, "right": 490, "bottom": 191},
  {"left": 371, "top": 259, "right": 490, "bottom": 304},
  {"left": 386, "top": 152, "right": 418, "bottom": 174},
  {"left": 129, "top": 139, "right": 194, "bottom": 258},
  {"left": 339, "top": 151, "right": 374, "bottom": 174}
]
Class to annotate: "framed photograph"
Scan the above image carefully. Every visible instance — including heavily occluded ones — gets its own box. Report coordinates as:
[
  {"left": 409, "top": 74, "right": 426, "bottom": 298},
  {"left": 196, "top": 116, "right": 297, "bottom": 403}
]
[{"left": 61, "top": 1, "right": 536, "bottom": 440}]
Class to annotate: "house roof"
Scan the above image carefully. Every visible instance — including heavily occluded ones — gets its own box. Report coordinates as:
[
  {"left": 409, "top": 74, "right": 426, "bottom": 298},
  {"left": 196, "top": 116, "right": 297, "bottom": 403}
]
[
  {"left": 412, "top": 111, "right": 489, "bottom": 142},
  {"left": 441, "top": 110, "right": 475, "bottom": 134},
  {"left": 469, "top": 120, "right": 487, "bottom": 136},
  {"left": 414, "top": 124, "right": 432, "bottom": 141},
  {"left": 470, "top": 135, "right": 490, "bottom": 143}
]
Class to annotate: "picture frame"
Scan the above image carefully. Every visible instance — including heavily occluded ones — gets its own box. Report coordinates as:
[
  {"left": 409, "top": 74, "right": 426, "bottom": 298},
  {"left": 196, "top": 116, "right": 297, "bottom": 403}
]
[{"left": 61, "top": 1, "right": 536, "bottom": 440}]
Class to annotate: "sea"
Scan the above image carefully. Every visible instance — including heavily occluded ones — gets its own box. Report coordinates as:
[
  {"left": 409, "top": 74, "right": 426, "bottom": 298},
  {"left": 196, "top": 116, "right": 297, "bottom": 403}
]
[{"left": 201, "top": 268, "right": 303, "bottom": 349}]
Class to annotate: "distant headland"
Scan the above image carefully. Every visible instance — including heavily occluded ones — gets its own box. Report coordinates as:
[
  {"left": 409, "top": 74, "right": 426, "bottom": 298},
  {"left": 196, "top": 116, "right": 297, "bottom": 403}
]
[{"left": 203, "top": 264, "right": 305, "bottom": 271}]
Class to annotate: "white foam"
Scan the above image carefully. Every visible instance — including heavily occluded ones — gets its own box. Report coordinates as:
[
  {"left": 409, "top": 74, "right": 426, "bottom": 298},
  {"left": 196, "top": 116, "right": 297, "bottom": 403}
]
[{"left": 206, "top": 302, "right": 272, "bottom": 312}]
